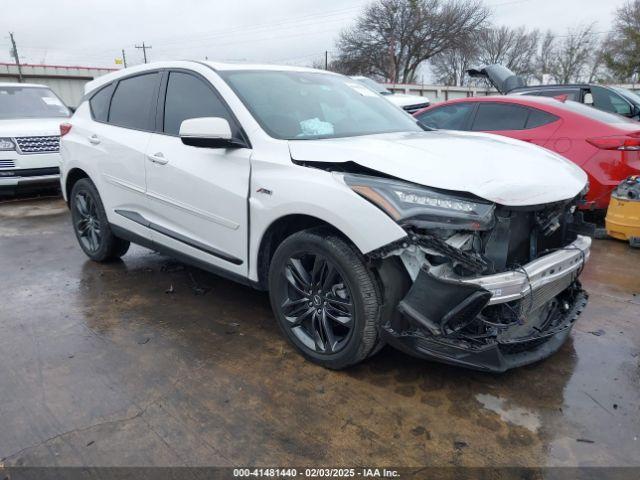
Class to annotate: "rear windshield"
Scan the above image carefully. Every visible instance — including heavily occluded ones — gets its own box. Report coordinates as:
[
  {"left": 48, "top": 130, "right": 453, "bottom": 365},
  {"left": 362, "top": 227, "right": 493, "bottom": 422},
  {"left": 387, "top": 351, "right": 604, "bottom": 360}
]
[
  {"left": 0, "top": 86, "right": 70, "bottom": 119},
  {"left": 559, "top": 100, "right": 638, "bottom": 125}
]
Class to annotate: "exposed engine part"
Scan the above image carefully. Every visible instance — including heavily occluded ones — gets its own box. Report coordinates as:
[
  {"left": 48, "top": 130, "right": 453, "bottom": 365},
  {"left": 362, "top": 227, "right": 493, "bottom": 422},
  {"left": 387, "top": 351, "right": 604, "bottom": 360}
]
[{"left": 535, "top": 205, "right": 563, "bottom": 236}]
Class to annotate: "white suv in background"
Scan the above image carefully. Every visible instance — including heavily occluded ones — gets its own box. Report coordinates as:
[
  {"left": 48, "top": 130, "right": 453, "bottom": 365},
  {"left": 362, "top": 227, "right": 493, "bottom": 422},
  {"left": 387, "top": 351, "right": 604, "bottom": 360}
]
[
  {"left": 0, "top": 83, "right": 70, "bottom": 193},
  {"left": 60, "top": 61, "right": 592, "bottom": 372}
]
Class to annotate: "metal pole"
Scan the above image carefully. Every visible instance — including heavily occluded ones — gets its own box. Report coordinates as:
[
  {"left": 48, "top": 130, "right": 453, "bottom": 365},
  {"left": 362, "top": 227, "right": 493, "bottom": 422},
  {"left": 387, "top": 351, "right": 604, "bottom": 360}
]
[
  {"left": 9, "top": 32, "right": 23, "bottom": 83},
  {"left": 325, "top": 50, "right": 328, "bottom": 70},
  {"left": 135, "top": 42, "right": 152, "bottom": 64},
  {"left": 122, "top": 49, "right": 127, "bottom": 68}
]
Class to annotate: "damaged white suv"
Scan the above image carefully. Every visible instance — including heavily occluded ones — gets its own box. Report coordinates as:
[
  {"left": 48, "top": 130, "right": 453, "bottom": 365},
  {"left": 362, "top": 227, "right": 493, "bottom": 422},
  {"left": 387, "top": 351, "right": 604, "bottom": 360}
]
[{"left": 60, "top": 61, "right": 593, "bottom": 372}]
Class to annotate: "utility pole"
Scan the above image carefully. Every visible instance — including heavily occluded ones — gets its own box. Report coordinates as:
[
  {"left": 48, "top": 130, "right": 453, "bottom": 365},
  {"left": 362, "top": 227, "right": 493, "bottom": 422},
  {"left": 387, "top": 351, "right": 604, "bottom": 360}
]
[
  {"left": 324, "top": 50, "right": 328, "bottom": 70},
  {"left": 9, "top": 32, "right": 23, "bottom": 83},
  {"left": 121, "top": 49, "right": 127, "bottom": 68},
  {"left": 135, "top": 42, "right": 152, "bottom": 64}
]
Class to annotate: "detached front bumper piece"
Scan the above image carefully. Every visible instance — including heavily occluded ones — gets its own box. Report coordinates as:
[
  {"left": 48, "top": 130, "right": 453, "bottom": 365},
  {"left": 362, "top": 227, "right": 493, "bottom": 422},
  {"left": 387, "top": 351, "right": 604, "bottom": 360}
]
[{"left": 384, "top": 235, "right": 591, "bottom": 372}]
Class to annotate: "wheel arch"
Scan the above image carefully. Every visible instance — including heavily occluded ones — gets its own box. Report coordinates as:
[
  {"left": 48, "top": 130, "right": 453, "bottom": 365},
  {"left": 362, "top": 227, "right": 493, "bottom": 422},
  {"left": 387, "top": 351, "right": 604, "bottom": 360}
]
[
  {"left": 255, "top": 214, "right": 356, "bottom": 290},
  {"left": 65, "top": 168, "right": 91, "bottom": 204}
]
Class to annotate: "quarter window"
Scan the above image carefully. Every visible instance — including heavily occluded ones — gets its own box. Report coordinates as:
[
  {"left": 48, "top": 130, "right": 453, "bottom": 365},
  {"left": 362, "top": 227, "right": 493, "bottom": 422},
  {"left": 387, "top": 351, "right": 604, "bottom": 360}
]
[
  {"left": 525, "top": 108, "right": 559, "bottom": 129},
  {"left": 163, "top": 71, "right": 237, "bottom": 137},
  {"left": 89, "top": 84, "right": 114, "bottom": 123},
  {"left": 108, "top": 73, "right": 159, "bottom": 130},
  {"left": 415, "top": 103, "right": 475, "bottom": 130},
  {"left": 472, "top": 103, "right": 529, "bottom": 131}
]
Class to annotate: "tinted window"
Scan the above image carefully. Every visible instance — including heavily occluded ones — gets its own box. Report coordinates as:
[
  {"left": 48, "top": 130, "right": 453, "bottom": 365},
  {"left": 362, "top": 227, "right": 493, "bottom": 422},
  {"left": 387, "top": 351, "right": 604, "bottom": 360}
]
[
  {"left": 557, "top": 100, "right": 638, "bottom": 125},
  {"left": 590, "top": 86, "right": 632, "bottom": 116},
  {"left": 535, "top": 89, "right": 580, "bottom": 101},
  {"left": 163, "top": 71, "right": 237, "bottom": 136},
  {"left": 108, "top": 73, "right": 159, "bottom": 130},
  {"left": 525, "top": 108, "right": 559, "bottom": 129},
  {"left": 416, "top": 103, "right": 475, "bottom": 130},
  {"left": 89, "top": 84, "right": 114, "bottom": 122},
  {"left": 472, "top": 103, "right": 529, "bottom": 131}
]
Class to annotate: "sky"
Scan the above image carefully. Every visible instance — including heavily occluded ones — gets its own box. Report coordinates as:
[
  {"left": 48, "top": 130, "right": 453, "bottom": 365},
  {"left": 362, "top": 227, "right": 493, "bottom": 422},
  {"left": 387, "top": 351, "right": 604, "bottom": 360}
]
[{"left": 1, "top": 0, "right": 630, "bottom": 76}]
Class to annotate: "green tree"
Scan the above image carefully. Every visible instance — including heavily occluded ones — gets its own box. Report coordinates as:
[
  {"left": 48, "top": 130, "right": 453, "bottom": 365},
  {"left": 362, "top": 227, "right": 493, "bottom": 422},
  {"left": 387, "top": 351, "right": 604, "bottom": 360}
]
[{"left": 604, "top": 0, "right": 640, "bottom": 82}]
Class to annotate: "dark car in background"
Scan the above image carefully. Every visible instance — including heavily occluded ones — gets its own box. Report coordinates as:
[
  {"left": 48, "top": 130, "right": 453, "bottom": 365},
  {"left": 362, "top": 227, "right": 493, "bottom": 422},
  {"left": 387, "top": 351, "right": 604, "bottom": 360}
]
[
  {"left": 414, "top": 95, "right": 640, "bottom": 212},
  {"left": 468, "top": 64, "right": 640, "bottom": 120}
]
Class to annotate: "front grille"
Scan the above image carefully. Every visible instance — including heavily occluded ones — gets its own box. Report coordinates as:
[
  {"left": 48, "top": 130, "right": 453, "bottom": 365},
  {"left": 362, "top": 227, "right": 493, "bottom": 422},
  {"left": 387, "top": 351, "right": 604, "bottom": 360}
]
[
  {"left": 15, "top": 136, "right": 60, "bottom": 154},
  {"left": 0, "top": 159, "right": 15, "bottom": 168}
]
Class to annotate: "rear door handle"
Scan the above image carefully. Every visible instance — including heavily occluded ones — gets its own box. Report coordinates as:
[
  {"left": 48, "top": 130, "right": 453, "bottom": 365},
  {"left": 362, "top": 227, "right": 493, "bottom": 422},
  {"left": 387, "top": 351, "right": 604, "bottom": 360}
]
[
  {"left": 148, "top": 152, "right": 168, "bottom": 165},
  {"left": 88, "top": 134, "right": 100, "bottom": 145}
]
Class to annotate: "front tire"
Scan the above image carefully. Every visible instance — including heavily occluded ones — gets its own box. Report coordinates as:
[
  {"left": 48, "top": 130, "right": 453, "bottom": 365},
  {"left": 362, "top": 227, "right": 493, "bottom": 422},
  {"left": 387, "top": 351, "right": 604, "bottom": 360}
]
[
  {"left": 70, "top": 178, "right": 130, "bottom": 262},
  {"left": 268, "top": 228, "right": 382, "bottom": 369}
]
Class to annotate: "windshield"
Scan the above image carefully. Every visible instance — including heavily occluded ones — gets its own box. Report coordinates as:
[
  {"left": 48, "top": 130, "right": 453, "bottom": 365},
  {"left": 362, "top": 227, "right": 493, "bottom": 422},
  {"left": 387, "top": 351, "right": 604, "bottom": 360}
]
[
  {"left": 559, "top": 99, "right": 638, "bottom": 125},
  {"left": 0, "top": 86, "right": 70, "bottom": 119},
  {"left": 611, "top": 86, "right": 640, "bottom": 106},
  {"left": 220, "top": 70, "right": 420, "bottom": 140},
  {"left": 352, "top": 76, "right": 391, "bottom": 95}
]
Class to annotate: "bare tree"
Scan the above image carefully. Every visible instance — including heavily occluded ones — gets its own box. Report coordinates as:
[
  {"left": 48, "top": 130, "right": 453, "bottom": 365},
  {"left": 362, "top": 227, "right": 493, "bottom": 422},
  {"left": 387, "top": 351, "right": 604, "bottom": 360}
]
[
  {"left": 334, "top": 0, "right": 490, "bottom": 83},
  {"left": 535, "top": 31, "right": 557, "bottom": 83},
  {"left": 431, "top": 44, "right": 478, "bottom": 86},
  {"left": 548, "top": 24, "right": 599, "bottom": 84},
  {"left": 475, "top": 26, "right": 540, "bottom": 80},
  {"left": 604, "top": 0, "right": 640, "bottom": 82}
]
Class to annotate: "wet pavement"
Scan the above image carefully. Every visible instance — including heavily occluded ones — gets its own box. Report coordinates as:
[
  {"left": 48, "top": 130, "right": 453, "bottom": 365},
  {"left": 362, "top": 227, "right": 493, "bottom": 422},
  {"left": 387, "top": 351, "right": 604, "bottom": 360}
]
[{"left": 0, "top": 197, "right": 638, "bottom": 467}]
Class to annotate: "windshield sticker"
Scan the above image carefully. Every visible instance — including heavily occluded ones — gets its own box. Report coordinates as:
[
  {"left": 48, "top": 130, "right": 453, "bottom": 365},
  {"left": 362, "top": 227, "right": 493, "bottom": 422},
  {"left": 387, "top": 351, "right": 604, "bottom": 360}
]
[
  {"left": 345, "top": 82, "right": 377, "bottom": 97},
  {"left": 42, "top": 97, "right": 64, "bottom": 107},
  {"left": 299, "top": 118, "right": 334, "bottom": 137}
]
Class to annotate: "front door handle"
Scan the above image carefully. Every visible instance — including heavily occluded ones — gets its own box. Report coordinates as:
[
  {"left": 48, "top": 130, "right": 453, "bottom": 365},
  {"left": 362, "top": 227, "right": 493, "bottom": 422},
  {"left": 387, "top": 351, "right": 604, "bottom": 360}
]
[
  {"left": 88, "top": 134, "right": 100, "bottom": 145},
  {"left": 148, "top": 152, "right": 168, "bottom": 165}
]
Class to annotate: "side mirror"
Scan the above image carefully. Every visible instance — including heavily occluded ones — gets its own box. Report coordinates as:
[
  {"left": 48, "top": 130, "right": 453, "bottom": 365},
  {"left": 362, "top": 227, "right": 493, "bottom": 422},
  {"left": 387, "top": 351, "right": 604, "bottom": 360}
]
[{"left": 179, "top": 117, "right": 243, "bottom": 148}]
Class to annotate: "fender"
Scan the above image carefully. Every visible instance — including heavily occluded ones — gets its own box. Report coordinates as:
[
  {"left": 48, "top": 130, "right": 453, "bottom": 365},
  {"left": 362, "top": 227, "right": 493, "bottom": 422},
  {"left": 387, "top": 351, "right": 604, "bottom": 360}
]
[{"left": 248, "top": 161, "right": 408, "bottom": 282}]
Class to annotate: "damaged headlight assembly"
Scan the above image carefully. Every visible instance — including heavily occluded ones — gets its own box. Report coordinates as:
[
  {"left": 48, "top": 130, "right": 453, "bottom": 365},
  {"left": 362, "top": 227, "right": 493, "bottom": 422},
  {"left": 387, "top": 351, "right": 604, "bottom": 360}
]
[{"left": 343, "top": 173, "right": 495, "bottom": 231}]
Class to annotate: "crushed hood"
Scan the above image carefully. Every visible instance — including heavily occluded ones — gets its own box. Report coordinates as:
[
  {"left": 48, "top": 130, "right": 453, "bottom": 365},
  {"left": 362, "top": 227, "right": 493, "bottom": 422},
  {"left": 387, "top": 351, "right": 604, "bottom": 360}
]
[
  {"left": 289, "top": 130, "right": 588, "bottom": 207},
  {"left": 0, "top": 118, "right": 64, "bottom": 137}
]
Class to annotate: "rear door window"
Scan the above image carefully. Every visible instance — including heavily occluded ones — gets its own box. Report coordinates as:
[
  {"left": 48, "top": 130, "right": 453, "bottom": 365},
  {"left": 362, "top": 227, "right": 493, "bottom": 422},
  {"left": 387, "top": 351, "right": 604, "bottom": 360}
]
[
  {"left": 108, "top": 73, "right": 160, "bottom": 130},
  {"left": 471, "top": 103, "right": 529, "bottom": 131},
  {"left": 415, "top": 103, "right": 475, "bottom": 130}
]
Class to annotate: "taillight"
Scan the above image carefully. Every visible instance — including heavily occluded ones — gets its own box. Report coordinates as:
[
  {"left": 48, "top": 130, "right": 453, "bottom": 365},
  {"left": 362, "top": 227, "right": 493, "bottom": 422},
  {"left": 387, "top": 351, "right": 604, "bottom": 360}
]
[
  {"left": 587, "top": 134, "right": 640, "bottom": 151},
  {"left": 60, "top": 123, "right": 72, "bottom": 137}
]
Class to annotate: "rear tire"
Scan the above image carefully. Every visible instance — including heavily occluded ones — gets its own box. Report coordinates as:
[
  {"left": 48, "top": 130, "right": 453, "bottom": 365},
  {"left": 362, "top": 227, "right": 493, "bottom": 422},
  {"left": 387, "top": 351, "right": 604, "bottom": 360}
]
[
  {"left": 268, "top": 228, "right": 382, "bottom": 369},
  {"left": 70, "top": 178, "right": 130, "bottom": 262}
]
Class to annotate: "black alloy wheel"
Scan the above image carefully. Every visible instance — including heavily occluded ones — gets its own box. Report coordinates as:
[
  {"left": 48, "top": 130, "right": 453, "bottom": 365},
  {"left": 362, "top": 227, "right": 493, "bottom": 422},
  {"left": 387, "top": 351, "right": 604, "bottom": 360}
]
[
  {"left": 268, "top": 228, "right": 383, "bottom": 369},
  {"left": 281, "top": 252, "right": 354, "bottom": 354},
  {"left": 74, "top": 191, "right": 102, "bottom": 253}
]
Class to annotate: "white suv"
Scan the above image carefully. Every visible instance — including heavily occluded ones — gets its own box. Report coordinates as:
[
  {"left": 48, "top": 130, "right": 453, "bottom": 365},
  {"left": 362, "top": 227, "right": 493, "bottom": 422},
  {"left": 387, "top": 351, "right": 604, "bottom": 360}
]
[
  {"left": 60, "top": 61, "right": 592, "bottom": 372},
  {"left": 0, "top": 82, "right": 70, "bottom": 193}
]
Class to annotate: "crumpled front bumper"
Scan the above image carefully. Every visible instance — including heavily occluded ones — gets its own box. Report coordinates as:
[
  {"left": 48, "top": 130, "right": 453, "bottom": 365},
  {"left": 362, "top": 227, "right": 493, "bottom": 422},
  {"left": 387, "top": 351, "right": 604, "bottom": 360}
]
[{"left": 383, "top": 235, "right": 591, "bottom": 372}]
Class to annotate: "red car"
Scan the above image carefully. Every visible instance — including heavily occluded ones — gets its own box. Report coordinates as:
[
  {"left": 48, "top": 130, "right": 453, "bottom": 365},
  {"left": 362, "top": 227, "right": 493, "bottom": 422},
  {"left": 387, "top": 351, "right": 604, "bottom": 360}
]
[{"left": 414, "top": 96, "right": 640, "bottom": 211}]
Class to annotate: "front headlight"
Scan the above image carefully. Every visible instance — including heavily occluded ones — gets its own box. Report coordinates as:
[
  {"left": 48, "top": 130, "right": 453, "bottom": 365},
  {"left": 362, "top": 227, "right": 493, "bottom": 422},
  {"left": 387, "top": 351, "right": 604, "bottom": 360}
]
[
  {"left": 0, "top": 138, "right": 15, "bottom": 151},
  {"left": 343, "top": 173, "right": 495, "bottom": 230}
]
